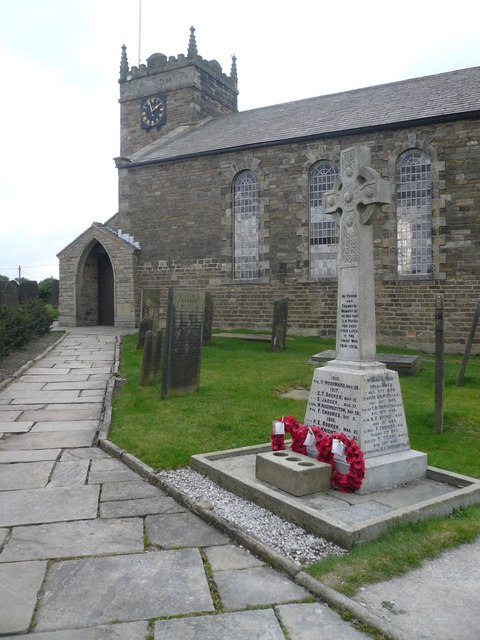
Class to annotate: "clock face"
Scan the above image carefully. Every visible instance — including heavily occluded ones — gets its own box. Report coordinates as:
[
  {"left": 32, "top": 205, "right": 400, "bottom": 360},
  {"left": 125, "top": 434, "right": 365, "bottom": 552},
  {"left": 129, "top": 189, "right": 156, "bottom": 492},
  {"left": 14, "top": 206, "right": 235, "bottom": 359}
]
[{"left": 140, "top": 95, "right": 166, "bottom": 129}]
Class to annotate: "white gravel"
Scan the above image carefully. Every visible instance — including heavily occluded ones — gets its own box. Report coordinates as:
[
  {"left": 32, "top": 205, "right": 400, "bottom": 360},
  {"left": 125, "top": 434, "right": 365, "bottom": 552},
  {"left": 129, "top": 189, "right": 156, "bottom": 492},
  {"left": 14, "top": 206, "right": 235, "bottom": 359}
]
[{"left": 157, "top": 467, "right": 346, "bottom": 566}]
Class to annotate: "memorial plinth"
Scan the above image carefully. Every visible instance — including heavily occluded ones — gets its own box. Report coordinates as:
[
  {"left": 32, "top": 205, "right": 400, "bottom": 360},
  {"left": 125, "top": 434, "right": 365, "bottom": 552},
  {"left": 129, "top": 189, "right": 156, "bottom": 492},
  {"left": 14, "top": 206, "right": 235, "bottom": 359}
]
[{"left": 304, "top": 146, "right": 427, "bottom": 494}]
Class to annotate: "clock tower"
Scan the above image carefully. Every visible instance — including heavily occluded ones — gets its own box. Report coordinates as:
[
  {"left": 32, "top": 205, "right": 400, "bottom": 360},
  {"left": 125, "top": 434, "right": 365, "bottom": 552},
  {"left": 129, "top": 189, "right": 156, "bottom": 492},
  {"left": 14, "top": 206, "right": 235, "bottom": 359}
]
[{"left": 118, "top": 27, "right": 238, "bottom": 157}]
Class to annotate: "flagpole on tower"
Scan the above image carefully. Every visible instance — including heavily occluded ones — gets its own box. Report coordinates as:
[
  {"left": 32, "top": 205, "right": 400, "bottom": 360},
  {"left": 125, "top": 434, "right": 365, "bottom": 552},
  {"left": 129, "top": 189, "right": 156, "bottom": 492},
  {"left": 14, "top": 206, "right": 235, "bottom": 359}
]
[{"left": 138, "top": 0, "right": 142, "bottom": 67}]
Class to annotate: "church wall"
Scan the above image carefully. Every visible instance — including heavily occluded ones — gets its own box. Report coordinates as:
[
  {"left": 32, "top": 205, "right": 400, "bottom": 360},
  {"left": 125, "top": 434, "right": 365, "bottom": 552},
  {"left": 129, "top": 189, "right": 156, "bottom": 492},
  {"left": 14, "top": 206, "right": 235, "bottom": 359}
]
[{"left": 117, "top": 116, "right": 480, "bottom": 353}]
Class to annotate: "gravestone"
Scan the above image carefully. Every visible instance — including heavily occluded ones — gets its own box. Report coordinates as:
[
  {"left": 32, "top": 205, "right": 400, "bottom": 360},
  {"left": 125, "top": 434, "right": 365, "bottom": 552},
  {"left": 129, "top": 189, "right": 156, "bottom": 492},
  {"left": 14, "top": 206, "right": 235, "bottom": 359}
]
[
  {"left": 20, "top": 281, "right": 38, "bottom": 303},
  {"left": 137, "top": 317, "right": 153, "bottom": 349},
  {"left": 50, "top": 279, "right": 59, "bottom": 307},
  {"left": 5, "top": 281, "right": 20, "bottom": 309},
  {"left": 0, "top": 281, "right": 6, "bottom": 307},
  {"left": 161, "top": 288, "right": 205, "bottom": 399},
  {"left": 304, "top": 145, "right": 427, "bottom": 493},
  {"left": 141, "top": 289, "right": 161, "bottom": 330},
  {"left": 139, "top": 330, "right": 163, "bottom": 385},
  {"left": 203, "top": 292, "right": 213, "bottom": 345},
  {"left": 271, "top": 298, "right": 289, "bottom": 352}
]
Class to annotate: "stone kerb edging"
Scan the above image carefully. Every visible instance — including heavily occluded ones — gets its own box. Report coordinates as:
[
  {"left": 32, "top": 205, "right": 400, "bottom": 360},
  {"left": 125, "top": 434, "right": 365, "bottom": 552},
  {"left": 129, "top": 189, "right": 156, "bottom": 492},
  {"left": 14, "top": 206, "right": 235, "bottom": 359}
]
[{"left": 0, "top": 331, "right": 66, "bottom": 392}]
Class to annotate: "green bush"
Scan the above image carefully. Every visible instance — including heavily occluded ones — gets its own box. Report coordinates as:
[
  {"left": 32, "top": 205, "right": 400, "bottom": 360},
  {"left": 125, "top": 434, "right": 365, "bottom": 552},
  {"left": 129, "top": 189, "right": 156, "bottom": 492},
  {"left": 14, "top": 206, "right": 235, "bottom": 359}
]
[{"left": 0, "top": 300, "right": 52, "bottom": 358}]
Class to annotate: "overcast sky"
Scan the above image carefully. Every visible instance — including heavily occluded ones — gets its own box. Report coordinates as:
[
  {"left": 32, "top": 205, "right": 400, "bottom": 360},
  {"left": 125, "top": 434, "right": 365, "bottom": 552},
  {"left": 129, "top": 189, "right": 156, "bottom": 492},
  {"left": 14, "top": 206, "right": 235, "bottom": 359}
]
[{"left": 0, "top": 0, "right": 479, "bottom": 282}]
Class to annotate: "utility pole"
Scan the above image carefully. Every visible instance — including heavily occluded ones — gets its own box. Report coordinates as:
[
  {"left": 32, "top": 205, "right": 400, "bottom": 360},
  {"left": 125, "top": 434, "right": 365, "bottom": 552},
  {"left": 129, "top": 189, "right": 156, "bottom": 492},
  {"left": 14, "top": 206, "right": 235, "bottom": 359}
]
[{"left": 18, "top": 265, "right": 21, "bottom": 281}]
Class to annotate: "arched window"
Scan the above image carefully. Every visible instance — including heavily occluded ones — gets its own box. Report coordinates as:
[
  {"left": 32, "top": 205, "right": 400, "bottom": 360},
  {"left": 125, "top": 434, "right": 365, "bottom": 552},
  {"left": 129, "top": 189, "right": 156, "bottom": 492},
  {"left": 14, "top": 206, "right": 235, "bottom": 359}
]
[
  {"left": 396, "top": 150, "right": 432, "bottom": 276},
  {"left": 233, "top": 171, "right": 259, "bottom": 279},
  {"left": 309, "top": 161, "right": 339, "bottom": 277}
]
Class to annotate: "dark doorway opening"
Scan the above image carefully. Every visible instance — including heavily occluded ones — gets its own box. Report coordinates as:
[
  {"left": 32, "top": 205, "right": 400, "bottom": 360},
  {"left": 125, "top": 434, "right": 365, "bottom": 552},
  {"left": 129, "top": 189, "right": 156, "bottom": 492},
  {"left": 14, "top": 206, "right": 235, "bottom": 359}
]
[{"left": 98, "top": 252, "right": 114, "bottom": 325}]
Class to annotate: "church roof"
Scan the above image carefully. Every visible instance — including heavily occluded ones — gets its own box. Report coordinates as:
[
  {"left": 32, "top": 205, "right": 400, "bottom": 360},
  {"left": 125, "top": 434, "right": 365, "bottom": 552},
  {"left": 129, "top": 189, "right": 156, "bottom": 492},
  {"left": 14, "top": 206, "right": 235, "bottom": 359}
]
[{"left": 123, "top": 66, "right": 480, "bottom": 167}]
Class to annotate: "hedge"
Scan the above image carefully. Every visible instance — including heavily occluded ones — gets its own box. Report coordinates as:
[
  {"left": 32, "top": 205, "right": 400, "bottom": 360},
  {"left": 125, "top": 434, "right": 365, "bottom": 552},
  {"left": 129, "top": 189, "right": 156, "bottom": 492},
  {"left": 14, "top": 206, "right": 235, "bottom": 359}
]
[{"left": 0, "top": 300, "right": 52, "bottom": 358}]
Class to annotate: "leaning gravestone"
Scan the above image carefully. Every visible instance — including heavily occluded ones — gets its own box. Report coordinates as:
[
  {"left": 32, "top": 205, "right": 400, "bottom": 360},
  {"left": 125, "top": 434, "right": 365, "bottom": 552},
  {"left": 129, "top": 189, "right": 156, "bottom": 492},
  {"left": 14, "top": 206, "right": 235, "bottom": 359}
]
[
  {"left": 139, "top": 329, "right": 163, "bottom": 385},
  {"left": 137, "top": 317, "right": 153, "bottom": 349},
  {"left": 161, "top": 288, "right": 206, "bottom": 399},
  {"left": 203, "top": 292, "right": 214, "bottom": 345},
  {"left": 304, "top": 145, "right": 427, "bottom": 493},
  {"left": 5, "top": 280, "right": 20, "bottom": 309},
  {"left": 271, "top": 298, "right": 289, "bottom": 352}
]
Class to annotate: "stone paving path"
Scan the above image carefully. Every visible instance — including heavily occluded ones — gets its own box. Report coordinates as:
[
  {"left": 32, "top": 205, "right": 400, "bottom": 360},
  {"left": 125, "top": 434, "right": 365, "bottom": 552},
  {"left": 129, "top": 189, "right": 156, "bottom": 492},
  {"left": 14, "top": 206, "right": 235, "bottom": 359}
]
[{"left": 0, "top": 328, "right": 369, "bottom": 639}]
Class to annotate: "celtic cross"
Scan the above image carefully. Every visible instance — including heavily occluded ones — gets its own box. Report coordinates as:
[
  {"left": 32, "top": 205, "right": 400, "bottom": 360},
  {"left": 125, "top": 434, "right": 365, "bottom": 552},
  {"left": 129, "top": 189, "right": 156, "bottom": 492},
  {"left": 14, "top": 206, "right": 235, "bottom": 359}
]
[{"left": 324, "top": 146, "right": 390, "bottom": 363}]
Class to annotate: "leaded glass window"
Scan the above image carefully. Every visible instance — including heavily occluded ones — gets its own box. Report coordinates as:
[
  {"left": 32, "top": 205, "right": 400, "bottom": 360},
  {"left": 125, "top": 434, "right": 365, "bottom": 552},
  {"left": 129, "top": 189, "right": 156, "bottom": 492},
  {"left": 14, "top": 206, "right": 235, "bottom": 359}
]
[
  {"left": 396, "top": 150, "right": 432, "bottom": 276},
  {"left": 309, "top": 161, "right": 339, "bottom": 277},
  {"left": 233, "top": 171, "right": 259, "bottom": 279}
]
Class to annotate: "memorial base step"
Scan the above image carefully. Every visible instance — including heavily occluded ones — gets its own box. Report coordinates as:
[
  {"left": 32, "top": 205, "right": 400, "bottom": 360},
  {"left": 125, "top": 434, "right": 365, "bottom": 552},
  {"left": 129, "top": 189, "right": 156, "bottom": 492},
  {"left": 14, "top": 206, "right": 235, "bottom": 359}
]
[{"left": 357, "top": 449, "right": 428, "bottom": 494}]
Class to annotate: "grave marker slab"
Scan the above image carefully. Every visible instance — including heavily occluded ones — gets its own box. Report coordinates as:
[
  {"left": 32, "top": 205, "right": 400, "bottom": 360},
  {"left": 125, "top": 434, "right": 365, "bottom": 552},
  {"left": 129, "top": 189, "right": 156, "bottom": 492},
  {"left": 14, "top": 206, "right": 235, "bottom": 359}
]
[
  {"left": 5, "top": 280, "right": 19, "bottom": 309},
  {"left": 141, "top": 289, "right": 161, "bottom": 330},
  {"left": 271, "top": 298, "right": 289, "bottom": 352},
  {"left": 136, "top": 316, "right": 153, "bottom": 349},
  {"left": 161, "top": 288, "right": 205, "bottom": 399},
  {"left": 304, "top": 146, "right": 427, "bottom": 493},
  {"left": 139, "top": 329, "right": 163, "bottom": 385}
]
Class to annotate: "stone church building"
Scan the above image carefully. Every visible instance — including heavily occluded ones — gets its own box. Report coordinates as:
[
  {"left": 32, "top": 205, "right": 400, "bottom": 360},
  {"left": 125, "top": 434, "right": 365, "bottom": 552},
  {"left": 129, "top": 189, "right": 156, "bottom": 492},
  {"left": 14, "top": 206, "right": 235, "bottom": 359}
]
[{"left": 58, "top": 28, "right": 480, "bottom": 353}]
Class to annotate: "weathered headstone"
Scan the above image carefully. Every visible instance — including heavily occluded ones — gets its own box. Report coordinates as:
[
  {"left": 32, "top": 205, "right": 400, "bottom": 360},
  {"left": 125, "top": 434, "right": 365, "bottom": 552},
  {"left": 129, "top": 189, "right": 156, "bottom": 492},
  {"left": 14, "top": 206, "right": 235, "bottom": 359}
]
[
  {"left": 141, "top": 289, "right": 161, "bottom": 331},
  {"left": 304, "top": 145, "right": 427, "bottom": 493},
  {"left": 203, "top": 292, "right": 214, "bottom": 345},
  {"left": 457, "top": 298, "right": 480, "bottom": 386},
  {"left": 434, "top": 294, "right": 444, "bottom": 434},
  {"left": 139, "top": 330, "right": 163, "bottom": 385},
  {"left": 5, "top": 281, "right": 20, "bottom": 309},
  {"left": 271, "top": 298, "right": 289, "bottom": 352},
  {"left": 0, "top": 281, "right": 6, "bottom": 307},
  {"left": 137, "top": 317, "right": 153, "bottom": 349},
  {"left": 50, "top": 279, "right": 59, "bottom": 307},
  {"left": 20, "top": 281, "right": 38, "bottom": 303},
  {"left": 161, "top": 288, "right": 205, "bottom": 399}
]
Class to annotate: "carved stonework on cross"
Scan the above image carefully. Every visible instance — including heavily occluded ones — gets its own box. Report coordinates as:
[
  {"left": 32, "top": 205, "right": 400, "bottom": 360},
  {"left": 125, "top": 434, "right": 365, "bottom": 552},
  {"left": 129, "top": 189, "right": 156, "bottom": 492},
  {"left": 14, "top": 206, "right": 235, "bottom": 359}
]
[{"left": 324, "top": 146, "right": 390, "bottom": 363}]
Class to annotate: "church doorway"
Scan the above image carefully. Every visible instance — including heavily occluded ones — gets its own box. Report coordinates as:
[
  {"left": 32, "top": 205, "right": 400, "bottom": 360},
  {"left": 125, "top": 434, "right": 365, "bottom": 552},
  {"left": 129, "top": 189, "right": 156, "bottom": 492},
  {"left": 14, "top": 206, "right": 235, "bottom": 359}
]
[
  {"left": 76, "top": 241, "right": 115, "bottom": 326},
  {"left": 98, "top": 252, "right": 114, "bottom": 325}
]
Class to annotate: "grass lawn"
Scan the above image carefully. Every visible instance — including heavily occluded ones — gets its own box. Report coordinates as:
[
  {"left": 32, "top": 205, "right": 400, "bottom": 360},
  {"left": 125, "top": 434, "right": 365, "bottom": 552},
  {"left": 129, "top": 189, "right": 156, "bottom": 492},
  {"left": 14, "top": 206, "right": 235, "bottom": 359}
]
[{"left": 110, "top": 331, "right": 480, "bottom": 592}]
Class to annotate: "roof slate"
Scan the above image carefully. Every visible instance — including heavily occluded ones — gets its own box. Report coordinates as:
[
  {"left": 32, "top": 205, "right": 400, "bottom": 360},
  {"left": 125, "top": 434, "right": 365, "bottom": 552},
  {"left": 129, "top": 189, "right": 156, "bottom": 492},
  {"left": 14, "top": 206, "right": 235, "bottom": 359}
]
[{"left": 126, "top": 66, "right": 480, "bottom": 166}]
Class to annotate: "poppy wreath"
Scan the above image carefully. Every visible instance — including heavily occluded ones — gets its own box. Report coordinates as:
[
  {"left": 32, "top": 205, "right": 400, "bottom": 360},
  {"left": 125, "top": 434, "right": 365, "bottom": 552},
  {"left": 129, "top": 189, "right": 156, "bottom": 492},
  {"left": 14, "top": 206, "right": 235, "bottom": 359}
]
[
  {"left": 316, "top": 431, "right": 365, "bottom": 493},
  {"left": 279, "top": 416, "right": 326, "bottom": 456}
]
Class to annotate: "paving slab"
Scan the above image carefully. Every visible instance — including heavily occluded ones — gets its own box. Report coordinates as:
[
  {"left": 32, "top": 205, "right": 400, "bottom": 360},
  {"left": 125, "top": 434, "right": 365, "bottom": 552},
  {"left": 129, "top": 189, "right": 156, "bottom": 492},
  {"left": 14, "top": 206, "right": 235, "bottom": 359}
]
[
  {"left": 20, "top": 374, "right": 90, "bottom": 384},
  {"left": 48, "top": 460, "right": 90, "bottom": 487},
  {"left": 60, "top": 447, "right": 108, "bottom": 461},
  {"left": 0, "top": 518, "right": 144, "bottom": 562},
  {"left": 145, "top": 511, "right": 230, "bottom": 548},
  {"left": 213, "top": 566, "right": 308, "bottom": 611},
  {"left": 35, "top": 550, "right": 213, "bottom": 630},
  {"left": 88, "top": 468, "right": 141, "bottom": 484},
  {"left": 205, "top": 544, "right": 265, "bottom": 571},
  {"left": 0, "top": 449, "right": 61, "bottom": 463},
  {"left": 4, "top": 620, "right": 149, "bottom": 639},
  {"left": 100, "top": 480, "right": 164, "bottom": 501},
  {"left": 0, "top": 560, "right": 47, "bottom": 634},
  {"left": 20, "top": 406, "right": 102, "bottom": 422},
  {"left": 154, "top": 608, "right": 285, "bottom": 640},
  {"left": 9, "top": 392, "right": 102, "bottom": 405},
  {"left": 0, "top": 431, "right": 95, "bottom": 450},
  {"left": 90, "top": 458, "right": 129, "bottom": 471},
  {"left": 0, "top": 421, "right": 34, "bottom": 433},
  {"left": 0, "top": 410, "right": 22, "bottom": 421},
  {"left": 353, "top": 538, "right": 480, "bottom": 640},
  {"left": 276, "top": 602, "right": 371, "bottom": 639},
  {"left": 0, "top": 461, "right": 54, "bottom": 490},
  {"left": 0, "top": 485, "right": 99, "bottom": 527},
  {"left": 25, "top": 368, "right": 72, "bottom": 376},
  {"left": 43, "top": 380, "right": 107, "bottom": 391},
  {"left": 100, "top": 496, "right": 185, "bottom": 518},
  {"left": 31, "top": 420, "right": 98, "bottom": 432}
]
